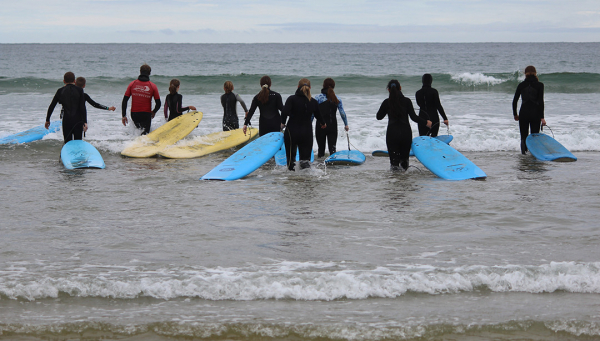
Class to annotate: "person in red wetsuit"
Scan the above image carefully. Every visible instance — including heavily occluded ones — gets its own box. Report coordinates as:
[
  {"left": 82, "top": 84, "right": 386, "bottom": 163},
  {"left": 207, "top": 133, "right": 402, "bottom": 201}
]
[{"left": 121, "top": 64, "right": 161, "bottom": 135}]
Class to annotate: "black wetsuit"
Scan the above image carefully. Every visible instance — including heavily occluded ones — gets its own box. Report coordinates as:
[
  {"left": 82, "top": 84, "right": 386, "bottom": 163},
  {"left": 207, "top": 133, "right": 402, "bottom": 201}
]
[
  {"left": 221, "top": 92, "right": 248, "bottom": 131},
  {"left": 244, "top": 90, "right": 284, "bottom": 136},
  {"left": 315, "top": 89, "right": 340, "bottom": 157},
  {"left": 281, "top": 88, "right": 325, "bottom": 171},
  {"left": 512, "top": 76, "right": 544, "bottom": 154},
  {"left": 164, "top": 93, "right": 190, "bottom": 121},
  {"left": 46, "top": 84, "right": 87, "bottom": 143},
  {"left": 415, "top": 85, "right": 447, "bottom": 137},
  {"left": 376, "top": 93, "right": 427, "bottom": 170}
]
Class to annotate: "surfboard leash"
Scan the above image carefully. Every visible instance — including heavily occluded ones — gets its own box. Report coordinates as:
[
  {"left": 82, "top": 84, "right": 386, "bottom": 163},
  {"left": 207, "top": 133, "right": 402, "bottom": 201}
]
[{"left": 542, "top": 124, "right": 554, "bottom": 138}]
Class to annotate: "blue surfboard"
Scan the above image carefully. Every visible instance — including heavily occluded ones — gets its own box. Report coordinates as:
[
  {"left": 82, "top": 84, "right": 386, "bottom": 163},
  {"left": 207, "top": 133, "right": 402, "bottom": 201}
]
[
  {"left": 274, "top": 145, "right": 314, "bottom": 166},
  {"left": 201, "top": 132, "right": 284, "bottom": 181},
  {"left": 412, "top": 136, "right": 486, "bottom": 180},
  {"left": 0, "top": 121, "right": 62, "bottom": 144},
  {"left": 526, "top": 133, "right": 576, "bottom": 162},
  {"left": 372, "top": 135, "right": 453, "bottom": 157},
  {"left": 325, "top": 150, "right": 366, "bottom": 165},
  {"left": 61, "top": 140, "right": 105, "bottom": 169}
]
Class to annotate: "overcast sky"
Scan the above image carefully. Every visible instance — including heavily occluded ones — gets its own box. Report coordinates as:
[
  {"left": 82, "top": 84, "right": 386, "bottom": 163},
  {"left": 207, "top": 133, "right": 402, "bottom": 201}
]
[{"left": 1, "top": 0, "right": 599, "bottom": 43}]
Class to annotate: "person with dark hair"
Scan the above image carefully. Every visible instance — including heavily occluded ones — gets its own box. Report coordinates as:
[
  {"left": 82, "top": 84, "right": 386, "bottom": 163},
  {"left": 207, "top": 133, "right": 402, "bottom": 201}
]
[
  {"left": 313, "top": 78, "right": 349, "bottom": 158},
  {"left": 164, "top": 79, "right": 196, "bottom": 122},
  {"left": 221, "top": 81, "right": 248, "bottom": 131},
  {"left": 121, "top": 64, "right": 161, "bottom": 135},
  {"left": 45, "top": 71, "right": 88, "bottom": 143},
  {"left": 75, "top": 77, "right": 116, "bottom": 112},
  {"left": 415, "top": 73, "right": 448, "bottom": 137},
  {"left": 512, "top": 65, "right": 545, "bottom": 154},
  {"left": 243, "top": 76, "right": 283, "bottom": 136},
  {"left": 376, "top": 79, "right": 432, "bottom": 171},
  {"left": 281, "top": 78, "right": 327, "bottom": 171}
]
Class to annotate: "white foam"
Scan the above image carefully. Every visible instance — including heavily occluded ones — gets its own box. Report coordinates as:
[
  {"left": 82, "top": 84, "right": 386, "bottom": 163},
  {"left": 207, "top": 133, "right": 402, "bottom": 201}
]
[
  {"left": 450, "top": 72, "right": 506, "bottom": 86},
  {"left": 2, "top": 261, "right": 600, "bottom": 301}
]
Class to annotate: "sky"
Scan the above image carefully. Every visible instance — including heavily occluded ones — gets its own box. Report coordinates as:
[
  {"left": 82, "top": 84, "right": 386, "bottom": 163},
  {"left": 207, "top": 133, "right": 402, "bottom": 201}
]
[{"left": 1, "top": 0, "right": 599, "bottom": 43}]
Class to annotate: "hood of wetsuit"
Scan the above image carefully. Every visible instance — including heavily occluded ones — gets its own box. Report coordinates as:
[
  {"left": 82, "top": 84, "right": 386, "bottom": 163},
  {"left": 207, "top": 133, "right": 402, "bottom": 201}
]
[
  {"left": 138, "top": 75, "right": 150, "bottom": 82},
  {"left": 422, "top": 74, "right": 433, "bottom": 87}
]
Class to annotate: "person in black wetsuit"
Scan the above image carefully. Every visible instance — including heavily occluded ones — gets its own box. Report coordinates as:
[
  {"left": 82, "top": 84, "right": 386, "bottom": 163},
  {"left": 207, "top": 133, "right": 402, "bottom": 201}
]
[
  {"left": 376, "top": 79, "right": 431, "bottom": 171},
  {"left": 415, "top": 74, "right": 448, "bottom": 137},
  {"left": 45, "top": 71, "right": 87, "bottom": 143},
  {"left": 75, "top": 77, "right": 116, "bottom": 113},
  {"left": 512, "top": 65, "right": 545, "bottom": 154},
  {"left": 243, "top": 75, "right": 283, "bottom": 136},
  {"left": 313, "top": 78, "right": 350, "bottom": 158},
  {"left": 163, "top": 79, "right": 196, "bottom": 121},
  {"left": 281, "top": 78, "right": 327, "bottom": 171},
  {"left": 221, "top": 81, "right": 248, "bottom": 131}
]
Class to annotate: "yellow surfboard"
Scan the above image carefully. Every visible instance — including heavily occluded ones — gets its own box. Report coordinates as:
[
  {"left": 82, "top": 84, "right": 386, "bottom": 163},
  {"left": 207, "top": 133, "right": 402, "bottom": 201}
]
[
  {"left": 158, "top": 127, "right": 259, "bottom": 159},
  {"left": 121, "top": 111, "right": 203, "bottom": 158}
]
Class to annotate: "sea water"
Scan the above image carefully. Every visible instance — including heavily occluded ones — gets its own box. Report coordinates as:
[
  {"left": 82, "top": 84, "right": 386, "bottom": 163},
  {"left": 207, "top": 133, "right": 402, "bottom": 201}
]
[{"left": 1, "top": 43, "right": 600, "bottom": 340}]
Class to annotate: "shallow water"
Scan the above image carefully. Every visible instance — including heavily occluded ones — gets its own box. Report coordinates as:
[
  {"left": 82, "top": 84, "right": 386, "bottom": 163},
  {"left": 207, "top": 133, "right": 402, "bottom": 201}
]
[{"left": 1, "top": 43, "right": 600, "bottom": 340}]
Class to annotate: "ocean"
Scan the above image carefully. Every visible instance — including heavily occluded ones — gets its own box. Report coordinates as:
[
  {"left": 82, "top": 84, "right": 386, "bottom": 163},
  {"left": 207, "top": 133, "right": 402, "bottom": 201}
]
[{"left": 1, "top": 43, "right": 599, "bottom": 340}]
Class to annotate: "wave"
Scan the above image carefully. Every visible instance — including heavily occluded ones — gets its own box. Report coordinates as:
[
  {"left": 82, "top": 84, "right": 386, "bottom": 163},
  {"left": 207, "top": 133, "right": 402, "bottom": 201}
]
[
  {"left": 1, "top": 72, "right": 599, "bottom": 95},
  {"left": 2, "top": 261, "right": 600, "bottom": 301},
  {"left": 1, "top": 320, "right": 599, "bottom": 340}
]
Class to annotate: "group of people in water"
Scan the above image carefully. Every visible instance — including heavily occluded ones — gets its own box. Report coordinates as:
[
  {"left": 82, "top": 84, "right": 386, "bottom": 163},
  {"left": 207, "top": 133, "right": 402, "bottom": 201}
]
[{"left": 45, "top": 64, "right": 545, "bottom": 171}]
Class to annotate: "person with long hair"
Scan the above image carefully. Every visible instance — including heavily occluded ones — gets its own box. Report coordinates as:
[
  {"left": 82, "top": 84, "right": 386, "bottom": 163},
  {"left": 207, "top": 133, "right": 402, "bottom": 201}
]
[
  {"left": 163, "top": 79, "right": 196, "bottom": 122},
  {"left": 376, "top": 79, "right": 432, "bottom": 171},
  {"left": 281, "top": 78, "right": 327, "bottom": 171},
  {"left": 415, "top": 73, "right": 448, "bottom": 137},
  {"left": 221, "top": 80, "right": 248, "bottom": 131},
  {"left": 512, "top": 65, "right": 545, "bottom": 154},
  {"left": 243, "top": 76, "right": 283, "bottom": 136},
  {"left": 313, "top": 78, "right": 349, "bottom": 158}
]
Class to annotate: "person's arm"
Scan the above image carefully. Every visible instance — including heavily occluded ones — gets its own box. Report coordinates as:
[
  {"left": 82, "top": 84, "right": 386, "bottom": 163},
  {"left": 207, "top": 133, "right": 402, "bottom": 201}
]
[
  {"left": 244, "top": 96, "right": 259, "bottom": 126},
  {"left": 85, "top": 93, "right": 110, "bottom": 110},
  {"left": 407, "top": 99, "right": 430, "bottom": 127},
  {"left": 78, "top": 88, "right": 88, "bottom": 132},
  {"left": 538, "top": 83, "right": 545, "bottom": 119},
  {"left": 177, "top": 94, "right": 189, "bottom": 113},
  {"left": 152, "top": 98, "right": 161, "bottom": 117},
  {"left": 337, "top": 98, "right": 349, "bottom": 128},
  {"left": 512, "top": 84, "right": 521, "bottom": 119},
  {"left": 434, "top": 90, "right": 448, "bottom": 122},
  {"left": 415, "top": 89, "right": 424, "bottom": 108},
  {"left": 121, "top": 95, "right": 130, "bottom": 126},
  {"left": 281, "top": 97, "right": 291, "bottom": 127},
  {"left": 312, "top": 99, "right": 326, "bottom": 128},
  {"left": 163, "top": 95, "right": 169, "bottom": 119},
  {"left": 376, "top": 99, "right": 388, "bottom": 121},
  {"left": 235, "top": 93, "right": 248, "bottom": 112},
  {"left": 46, "top": 89, "right": 61, "bottom": 123}
]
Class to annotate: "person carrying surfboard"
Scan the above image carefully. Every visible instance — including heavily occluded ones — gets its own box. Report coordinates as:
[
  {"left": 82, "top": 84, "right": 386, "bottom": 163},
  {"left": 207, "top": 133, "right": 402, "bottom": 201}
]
[
  {"left": 281, "top": 78, "right": 327, "bottom": 171},
  {"left": 45, "top": 71, "right": 88, "bottom": 143},
  {"left": 75, "top": 77, "right": 116, "bottom": 112},
  {"left": 415, "top": 74, "right": 448, "bottom": 137},
  {"left": 221, "top": 81, "right": 248, "bottom": 131},
  {"left": 313, "top": 78, "right": 350, "bottom": 158},
  {"left": 243, "top": 76, "right": 283, "bottom": 136},
  {"left": 512, "top": 65, "right": 546, "bottom": 154},
  {"left": 376, "top": 79, "right": 431, "bottom": 171},
  {"left": 164, "top": 79, "right": 196, "bottom": 122},
  {"left": 121, "top": 64, "right": 161, "bottom": 135}
]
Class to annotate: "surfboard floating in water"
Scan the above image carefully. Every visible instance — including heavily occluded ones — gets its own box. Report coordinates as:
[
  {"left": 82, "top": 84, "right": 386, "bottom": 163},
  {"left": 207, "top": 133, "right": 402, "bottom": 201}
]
[
  {"left": 372, "top": 135, "right": 453, "bottom": 157},
  {"left": 0, "top": 121, "right": 62, "bottom": 144},
  {"left": 158, "top": 127, "right": 258, "bottom": 159},
  {"left": 526, "top": 133, "right": 577, "bottom": 162},
  {"left": 121, "top": 111, "right": 203, "bottom": 158},
  {"left": 412, "top": 136, "right": 486, "bottom": 180},
  {"left": 201, "top": 132, "right": 284, "bottom": 181},
  {"left": 325, "top": 150, "right": 366, "bottom": 165},
  {"left": 61, "top": 140, "right": 105, "bottom": 169}
]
